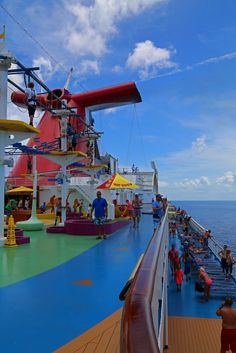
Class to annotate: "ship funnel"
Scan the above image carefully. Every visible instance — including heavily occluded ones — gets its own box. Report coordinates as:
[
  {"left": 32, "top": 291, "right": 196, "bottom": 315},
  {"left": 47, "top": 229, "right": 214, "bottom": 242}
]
[{"left": 11, "top": 88, "right": 72, "bottom": 110}]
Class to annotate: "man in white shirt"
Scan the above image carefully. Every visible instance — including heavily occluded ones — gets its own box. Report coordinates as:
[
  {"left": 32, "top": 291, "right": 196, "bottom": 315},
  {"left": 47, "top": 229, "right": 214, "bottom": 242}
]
[{"left": 25, "top": 82, "right": 37, "bottom": 126}]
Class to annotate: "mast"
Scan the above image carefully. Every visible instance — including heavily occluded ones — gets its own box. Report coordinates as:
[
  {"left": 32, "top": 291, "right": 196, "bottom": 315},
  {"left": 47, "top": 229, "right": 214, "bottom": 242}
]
[
  {"left": 0, "top": 38, "right": 15, "bottom": 239},
  {"left": 64, "top": 67, "right": 73, "bottom": 90}
]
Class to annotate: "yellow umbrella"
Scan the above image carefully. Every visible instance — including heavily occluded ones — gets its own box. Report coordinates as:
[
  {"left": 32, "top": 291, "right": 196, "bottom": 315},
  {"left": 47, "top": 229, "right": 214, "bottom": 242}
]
[
  {"left": 97, "top": 173, "right": 138, "bottom": 189},
  {"left": 6, "top": 186, "right": 33, "bottom": 194}
]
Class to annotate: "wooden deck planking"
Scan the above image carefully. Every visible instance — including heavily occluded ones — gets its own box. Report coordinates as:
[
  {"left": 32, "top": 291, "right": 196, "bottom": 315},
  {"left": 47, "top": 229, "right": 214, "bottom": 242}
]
[
  {"left": 53, "top": 310, "right": 223, "bottom": 353},
  {"left": 53, "top": 308, "right": 122, "bottom": 353},
  {"left": 167, "top": 316, "right": 222, "bottom": 353}
]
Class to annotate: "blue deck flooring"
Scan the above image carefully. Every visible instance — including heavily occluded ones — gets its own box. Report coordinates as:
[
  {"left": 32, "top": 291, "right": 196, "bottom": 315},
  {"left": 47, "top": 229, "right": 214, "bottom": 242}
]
[
  {"left": 168, "top": 234, "right": 224, "bottom": 319},
  {"left": 0, "top": 215, "right": 154, "bottom": 353}
]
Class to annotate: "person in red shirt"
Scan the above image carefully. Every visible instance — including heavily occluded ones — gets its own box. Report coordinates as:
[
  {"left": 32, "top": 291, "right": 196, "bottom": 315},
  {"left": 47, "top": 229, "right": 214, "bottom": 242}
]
[
  {"left": 168, "top": 244, "right": 178, "bottom": 274},
  {"left": 173, "top": 252, "right": 181, "bottom": 272},
  {"left": 174, "top": 265, "right": 183, "bottom": 292}
]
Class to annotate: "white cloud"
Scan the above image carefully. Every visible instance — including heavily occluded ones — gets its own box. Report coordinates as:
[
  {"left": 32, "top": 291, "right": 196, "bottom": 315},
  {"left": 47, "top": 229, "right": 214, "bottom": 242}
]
[
  {"left": 126, "top": 40, "right": 176, "bottom": 79},
  {"left": 191, "top": 135, "right": 207, "bottom": 153},
  {"left": 33, "top": 56, "right": 55, "bottom": 82},
  {"left": 104, "top": 108, "right": 118, "bottom": 115},
  {"left": 7, "top": 65, "right": 28, "bottom": 123},
  {"left": 8, "top": 64, "right": 24, "bottom": 87},
  {"left": 174, "top": 176, "right": 211, "bottom": 189},
  {"left": 63, "top": 0, "right": 167, "bottom": 57},
  {"left": 79, "top": 60, "right": 100, "bottom": 75},
  {"left": 196, "top": 51, "right": 236, "bottom": 66},
  {"left": 216, "top": 171, "right": 236, "bottom": 188},
  {"left": 7, "top": 68, "right": 43, "bottom": 124},
  {"left": 159, "top": 180, "right": 169, "bottom": 187},
  {"left": 112, "top": 65, "right": 123, "bottom": 73},
  {"left": 139, "top": 51, "right": 236, "bottom": 83}
]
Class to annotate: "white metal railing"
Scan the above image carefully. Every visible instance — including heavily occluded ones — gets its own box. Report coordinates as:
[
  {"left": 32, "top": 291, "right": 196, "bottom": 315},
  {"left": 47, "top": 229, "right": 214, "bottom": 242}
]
[
  {"left": 189, "top": 217, "right": 236, "bottom": 279},
  {"left": 157, "top": 238, "right": 169, "bottom": 351},
  {"left": 151, "top": 209, "right": 169, "bottom": 351}
]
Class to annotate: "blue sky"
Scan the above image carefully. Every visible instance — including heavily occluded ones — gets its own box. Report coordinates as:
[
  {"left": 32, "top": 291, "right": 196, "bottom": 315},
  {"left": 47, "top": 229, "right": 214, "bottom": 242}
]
[{"left": 1, "top": 0, "right": 236, "bottom": 200}]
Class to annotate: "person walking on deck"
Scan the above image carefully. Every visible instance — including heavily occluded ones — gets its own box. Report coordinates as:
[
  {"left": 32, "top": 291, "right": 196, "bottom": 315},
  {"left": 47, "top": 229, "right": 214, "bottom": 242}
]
[
  {"left": 132, "top": 193, "right": 142, "bottom": 228},
  {"left": 183, "top": 251, "right": 192, "bottom": 281},
  {"left": 203, "top": 229, "right": 211, "bottom": 248},
  {"left": 216, "top": 297, "right": 236, "bottom": 353},
  {"left": 168, "top": 244, "right": 178, "bottom": 275},
  {"left": 126, "top": 199, "right": 133, "bottom": 220},
  {"left": 54, "top": 197, "right": 62, "bottom": 226},
  {"left": 91, "top": 191, "right": 108, "bottom": 239},
  {"left": 174, "top": 265, "right": 183, "bottom": 291},
  {"left": 219, "top": 245, "right": 228, "bottom": 274}
]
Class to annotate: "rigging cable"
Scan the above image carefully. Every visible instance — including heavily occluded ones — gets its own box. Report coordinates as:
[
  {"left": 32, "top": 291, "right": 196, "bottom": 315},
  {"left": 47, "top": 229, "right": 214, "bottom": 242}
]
[
  {"left": 0, "top": 3, "right": 69, "bottom": 77},
  {"left": 133, "top": 104, "right": 149, "bottom": 168},
  {"left": 126, "top": 105, "right": 135, "bottom": 166},
  {"left": 0, "top": 3, "right": 88, "bottom": 93},
  {"left": 1, "top": 4, "right": 102, "bottom": 138}
]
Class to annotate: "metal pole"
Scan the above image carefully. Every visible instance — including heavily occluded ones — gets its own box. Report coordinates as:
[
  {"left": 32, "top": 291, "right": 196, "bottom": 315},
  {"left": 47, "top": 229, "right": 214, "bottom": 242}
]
[
  {"left": 60, "top": 115, "right": 67, "bottom": 152},
  {"left": 0, "top": 42, "right": 13, "bottom": 237},
  {"left": 31, "top": 154, "right": 37, "bottom": 218},
  {"left": 61, "top": 164, "right": 67, "bottom": 225}
]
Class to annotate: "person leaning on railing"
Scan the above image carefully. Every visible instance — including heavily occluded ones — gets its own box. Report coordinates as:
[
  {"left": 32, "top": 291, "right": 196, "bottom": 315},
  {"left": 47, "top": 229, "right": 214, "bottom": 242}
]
[
  {"left": 199, "top": 267, "right": 213, "bottom": 302},
  {"left": 225, "top": 249, "right": 236, "bottom": 279},
  {"left": 219, "top": 245, "right": 229, "bottom": 274}
]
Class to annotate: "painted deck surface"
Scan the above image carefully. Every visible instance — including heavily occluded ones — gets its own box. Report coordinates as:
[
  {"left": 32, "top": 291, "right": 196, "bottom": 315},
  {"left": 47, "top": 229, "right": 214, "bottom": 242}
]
[
  {"left": 51, "top": 227, "right": 225, "bottom": 353},
  {"left": 0, "top": 215, "right": 227, "bottom": 353},
  {"left": 0, "top": 215, "right": 154, "bottom": 353}
]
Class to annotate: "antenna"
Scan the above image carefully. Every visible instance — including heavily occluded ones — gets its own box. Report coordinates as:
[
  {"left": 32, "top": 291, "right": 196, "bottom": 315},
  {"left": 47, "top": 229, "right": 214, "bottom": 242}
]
[
  {"left": 64, "top": 67, "right": 73, "bottom": 90},
  {"left": 151, "top": 161, "right": 157, "bottom": 172}
]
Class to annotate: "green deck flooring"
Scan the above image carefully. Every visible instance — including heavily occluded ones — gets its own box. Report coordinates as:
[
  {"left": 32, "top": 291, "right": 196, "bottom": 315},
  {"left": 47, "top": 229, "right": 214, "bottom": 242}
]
[{"left": 0, "top": 229, "right": 100, "bottom": 287}]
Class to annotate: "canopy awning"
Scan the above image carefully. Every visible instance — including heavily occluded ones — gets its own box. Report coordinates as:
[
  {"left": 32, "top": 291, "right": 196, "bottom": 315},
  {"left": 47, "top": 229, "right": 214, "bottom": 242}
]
[
  {"left": 6, "top": 186, "right": 34, "bottom": 194},
  {"left": 97, "top": 173, "right": 138, "bottom": 189}
]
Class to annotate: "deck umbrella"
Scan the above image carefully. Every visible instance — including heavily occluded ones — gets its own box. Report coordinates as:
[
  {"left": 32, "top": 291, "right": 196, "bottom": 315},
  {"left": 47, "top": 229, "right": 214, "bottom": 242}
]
[
  {"left": 96, "top": 173, "right": 138, "bottom": 189},
  {"left": 6, "top": 186, "right": 33, "bottom": 194}
]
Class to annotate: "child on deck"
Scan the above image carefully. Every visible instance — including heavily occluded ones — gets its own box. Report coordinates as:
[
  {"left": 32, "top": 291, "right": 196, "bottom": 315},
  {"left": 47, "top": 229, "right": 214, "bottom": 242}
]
[
  {"left": 126, "top": 200, "right": 133, "bottom": 220},
  {"left": 175, "top": 265, "right": 183, "bottom": 292}
]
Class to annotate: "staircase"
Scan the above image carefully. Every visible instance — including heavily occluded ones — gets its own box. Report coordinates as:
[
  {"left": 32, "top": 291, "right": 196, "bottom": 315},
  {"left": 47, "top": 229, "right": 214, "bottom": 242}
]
[{"left": 69, "top": 177, "right": 115, "bottom": 219}]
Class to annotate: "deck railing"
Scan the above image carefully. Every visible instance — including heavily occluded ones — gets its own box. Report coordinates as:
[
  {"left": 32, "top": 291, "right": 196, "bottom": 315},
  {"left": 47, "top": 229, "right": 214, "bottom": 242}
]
[
  {"left": 189, "top": 217, "right": 236, "bottom": 280},
  {"left": 120, "top": 209, "right": 169, "bottom": 353}
]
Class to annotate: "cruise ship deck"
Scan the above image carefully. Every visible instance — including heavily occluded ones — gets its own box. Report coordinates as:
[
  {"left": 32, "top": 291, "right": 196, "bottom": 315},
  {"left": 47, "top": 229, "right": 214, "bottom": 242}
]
[{"left": 0, "top": 214, "right": 225, "bottom": 353}]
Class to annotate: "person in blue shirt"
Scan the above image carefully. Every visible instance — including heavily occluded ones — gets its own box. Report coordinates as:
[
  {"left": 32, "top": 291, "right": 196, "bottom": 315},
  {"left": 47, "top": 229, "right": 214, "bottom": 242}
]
[
  {"left": 91, "top": 191, "right": 108, "bottom": 239},
  {"left": 152, "top": 194, "right": 164, "bottom": 230}
]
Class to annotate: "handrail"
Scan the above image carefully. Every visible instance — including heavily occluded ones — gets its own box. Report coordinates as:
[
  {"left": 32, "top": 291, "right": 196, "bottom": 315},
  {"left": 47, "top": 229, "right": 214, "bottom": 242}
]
[
  {"left": 120, "top": 210, "right": 169, "bottom": 353},
  {"left": 189, "top": 217, "right": 236, "bottom": 279}
]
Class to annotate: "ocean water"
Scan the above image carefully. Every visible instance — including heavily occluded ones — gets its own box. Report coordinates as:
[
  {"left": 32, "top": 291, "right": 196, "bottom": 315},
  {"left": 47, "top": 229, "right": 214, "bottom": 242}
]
[{"left": 173, "top": 201, "right": 236, "bottom": 254}]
